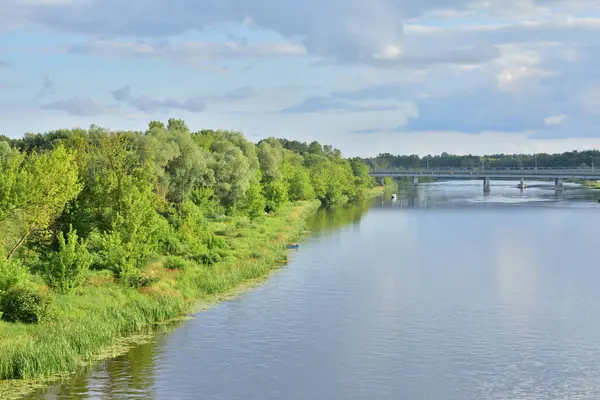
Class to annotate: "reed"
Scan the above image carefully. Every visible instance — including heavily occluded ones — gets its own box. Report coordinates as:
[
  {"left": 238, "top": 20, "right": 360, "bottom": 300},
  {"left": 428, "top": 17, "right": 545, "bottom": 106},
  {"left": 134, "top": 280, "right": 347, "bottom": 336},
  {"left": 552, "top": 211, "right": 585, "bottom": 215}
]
[{"left": 0, "top": 201, "right": 320, "bottom": 383}]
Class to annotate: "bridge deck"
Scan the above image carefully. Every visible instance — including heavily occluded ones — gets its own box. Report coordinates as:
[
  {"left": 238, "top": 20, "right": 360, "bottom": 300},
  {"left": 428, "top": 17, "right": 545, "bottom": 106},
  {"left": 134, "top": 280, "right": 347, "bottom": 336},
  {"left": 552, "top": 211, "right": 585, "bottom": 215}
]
[{"left": 370, "top": 168, "right": 600, "bottom": 180}]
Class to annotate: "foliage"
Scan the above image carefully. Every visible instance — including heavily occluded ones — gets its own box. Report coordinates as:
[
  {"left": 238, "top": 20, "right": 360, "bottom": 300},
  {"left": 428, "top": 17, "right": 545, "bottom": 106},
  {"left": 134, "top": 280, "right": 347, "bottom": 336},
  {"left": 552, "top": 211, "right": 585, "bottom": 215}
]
[
  {"left": 43, "top": 225, "right": 93, "bottom": 293},
  {"left": 364, "top": 150, "right": 600, "bottom": 170},
  {"left": 0, "top": 145, "right": 82, "bottom": 259},
  {"left": 0, "top": 259, "right": 31, "bottom": 292},
  {"left": 0, "top": 285, "right": 51, "bottom": 324},
  {"left": 164, "top": 255, "right": 191, "bottom": 270},
  {"left": 263, "top": 179, "right": 289, "bottom": 212},
  {"left": 0, "top": 120, "right": 371, "bottom": 320}
]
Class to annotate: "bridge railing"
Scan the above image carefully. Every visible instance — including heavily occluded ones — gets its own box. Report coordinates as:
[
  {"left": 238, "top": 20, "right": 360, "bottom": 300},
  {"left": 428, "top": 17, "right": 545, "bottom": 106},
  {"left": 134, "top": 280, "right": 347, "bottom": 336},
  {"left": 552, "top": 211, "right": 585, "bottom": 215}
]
[
  {"left": 369, "top": 167, "right": 600, "bottom": 177},
  {"left": 371, "top": 167, "right": 597, "bottom": 172}
]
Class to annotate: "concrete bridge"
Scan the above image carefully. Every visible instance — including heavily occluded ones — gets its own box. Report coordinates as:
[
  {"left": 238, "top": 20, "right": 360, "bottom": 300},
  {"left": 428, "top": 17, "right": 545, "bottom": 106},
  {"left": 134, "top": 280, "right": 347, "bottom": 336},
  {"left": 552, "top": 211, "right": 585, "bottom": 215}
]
[{"left": 370, "top": 167, "right": 600, "bottom": 192}]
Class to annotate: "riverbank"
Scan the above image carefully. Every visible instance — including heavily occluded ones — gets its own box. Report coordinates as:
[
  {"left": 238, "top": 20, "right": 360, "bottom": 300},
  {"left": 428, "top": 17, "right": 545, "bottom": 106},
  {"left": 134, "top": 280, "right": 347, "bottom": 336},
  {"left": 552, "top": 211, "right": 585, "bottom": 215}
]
[
  {"left": 0, "top": 200, "right": 319, "bottom": 397},
  {"left": 0, "top": 187, "right": 383, "bottom": 398},
  {"left": 584, "top": 180, "right": 600, "bottom": 189}
]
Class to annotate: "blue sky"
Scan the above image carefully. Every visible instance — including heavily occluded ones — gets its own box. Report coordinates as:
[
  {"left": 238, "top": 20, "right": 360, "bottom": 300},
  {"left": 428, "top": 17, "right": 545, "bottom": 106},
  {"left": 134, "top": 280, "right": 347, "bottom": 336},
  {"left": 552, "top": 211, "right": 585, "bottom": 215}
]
[{"left": 2, "top": 0, "right": 600, "bottom": 156}]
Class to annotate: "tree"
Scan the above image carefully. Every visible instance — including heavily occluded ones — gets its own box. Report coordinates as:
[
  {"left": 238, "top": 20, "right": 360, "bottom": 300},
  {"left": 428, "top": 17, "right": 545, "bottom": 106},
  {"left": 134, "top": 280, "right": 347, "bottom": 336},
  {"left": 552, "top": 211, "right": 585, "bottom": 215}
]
[
  {"left": 263, "top": 179, "right": 288, "bottom": 212},
  {"left": 288, "top": 169, "right": 314, "bottom": 201},
  {"left": 167, "top": 118, "right": 189, "bottom": 132},
  {"left": 209, "top": 140, "right": 252, "bottom": 210},
  {"left": 4, "top": 145, "right": 81, "bottom": 259},
  {"left": 242, "top": 181, "right": 267, "bottom": 220},
  {"left": 44, "top": 225, "right": 93, "bottom": 293}
]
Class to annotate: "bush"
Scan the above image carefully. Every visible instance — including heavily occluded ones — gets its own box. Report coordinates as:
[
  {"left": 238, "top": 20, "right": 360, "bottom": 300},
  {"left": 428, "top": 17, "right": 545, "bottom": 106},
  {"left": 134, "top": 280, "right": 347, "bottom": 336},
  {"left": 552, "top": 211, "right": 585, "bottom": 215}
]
[
  {"left": 203, "top": 232, "right": 227, "bottom": 250},
  {"left": 199, "top": 251, "right": 222, "bottom": 266},
  {"left": 44, "top": 225, "right": 93, "bottom": 293},
  {"left": 0, "top": 259, "right": 31, "bottom": 292},
  {"left": 0, "top": 286, "right": 51, "bottom": 324},
  {"left": 121, "top": 273, "right": 159, "bottom": 289},
  {"left": 164, "top": 255, "right": 190, "bottom": 270}
]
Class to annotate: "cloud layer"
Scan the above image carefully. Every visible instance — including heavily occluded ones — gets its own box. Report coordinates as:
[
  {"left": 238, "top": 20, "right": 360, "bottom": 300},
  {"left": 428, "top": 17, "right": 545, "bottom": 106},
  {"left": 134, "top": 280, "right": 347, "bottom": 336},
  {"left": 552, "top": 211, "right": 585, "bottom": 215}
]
[{"left": 4, "top": 0, "right": 600, "bottom": 152}]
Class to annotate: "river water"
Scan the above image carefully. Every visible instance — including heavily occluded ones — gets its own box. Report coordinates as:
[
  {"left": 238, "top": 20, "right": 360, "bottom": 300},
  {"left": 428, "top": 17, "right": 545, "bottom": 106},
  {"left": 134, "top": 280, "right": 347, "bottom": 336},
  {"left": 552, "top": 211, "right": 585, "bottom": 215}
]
[{"left": 27, "top": 180, "right": 600, "bottom": 399}]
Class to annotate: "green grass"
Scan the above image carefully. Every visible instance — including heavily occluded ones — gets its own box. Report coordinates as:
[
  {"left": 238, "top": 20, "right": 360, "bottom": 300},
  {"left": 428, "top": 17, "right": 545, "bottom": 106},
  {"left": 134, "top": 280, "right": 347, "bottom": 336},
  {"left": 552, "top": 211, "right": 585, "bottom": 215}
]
[
  {"left": 584, "top": 180, "right": 600, "bottom": 189},
  {"left": 0, "top": 187, "right": 385, "bottom": 396},
  {"left": 0, "top": 200, "right": 320, "bottom": 395}
]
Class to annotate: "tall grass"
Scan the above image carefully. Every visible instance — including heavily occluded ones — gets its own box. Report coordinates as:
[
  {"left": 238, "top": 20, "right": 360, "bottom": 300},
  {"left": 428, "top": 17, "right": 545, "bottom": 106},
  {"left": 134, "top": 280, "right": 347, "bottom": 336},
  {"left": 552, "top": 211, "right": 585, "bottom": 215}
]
[{"left": 0, "top": 200, "right": 320, "bottom": 383}]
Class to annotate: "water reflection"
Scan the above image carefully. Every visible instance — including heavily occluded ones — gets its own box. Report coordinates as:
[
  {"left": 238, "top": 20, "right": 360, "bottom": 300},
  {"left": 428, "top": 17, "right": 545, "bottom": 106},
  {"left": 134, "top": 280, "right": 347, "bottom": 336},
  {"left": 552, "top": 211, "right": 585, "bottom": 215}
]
[
  {"left": 28, "top": 331, "right": 169, "bottom": 399},
  {"left": 306, "top": 200, "right": 372, "bottom": 235},
  {"left": 24, "top": 180, "right": 600, "bottom": 400},
  {"left": 375, "top": 180, "right": 599, "bottom": 209}
]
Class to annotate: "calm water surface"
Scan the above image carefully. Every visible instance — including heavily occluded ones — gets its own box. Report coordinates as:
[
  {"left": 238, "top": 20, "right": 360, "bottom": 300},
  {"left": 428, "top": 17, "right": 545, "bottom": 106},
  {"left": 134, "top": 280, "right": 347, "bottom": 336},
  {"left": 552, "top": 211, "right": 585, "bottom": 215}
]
[{"left": 28, "top": 181, "right": 600, "bottom": 399}]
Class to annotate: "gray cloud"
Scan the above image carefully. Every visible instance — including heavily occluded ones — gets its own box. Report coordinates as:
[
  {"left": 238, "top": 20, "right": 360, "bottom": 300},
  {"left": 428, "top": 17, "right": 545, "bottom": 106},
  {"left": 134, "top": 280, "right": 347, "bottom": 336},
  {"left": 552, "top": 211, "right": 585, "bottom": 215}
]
[
  {"left": 110, "top": 84, "right": 131, "bottom": 102},
  {"left": 108, "top": 84, "right": 257, "bottom": 114},
  {"left": 8, "top": 0, "right": 600, "bottom": 142},
  {"left": 1, "top": 0, "right": 553, "bottom": 62},
  {"left": 109, "top": 84, "right": 205, "bottom": 113},
  {"left": 282, "top": 96, "right": 402, "bottom": 113},
  {"left": 0, "top": 60, "right": 11, "bottom": 67},
  {"left": 8, "top": 2, "right": 600, "bottom": 68},
  {"left": 351, "top": 128, "right": 387, "bottom": 134},
  {"left": 41, "top": 97, "right": 105, "bottom": 117},
  {"left": 223, "top": 86, "right": 255, "bottom": 101},
  {"left": 38, "top": 76, "right": 56, "bottom": 98},
  {"left": 128, "top": 95, "right": 206, "bottom": 113},
  {"left": 61, "top": 40, "right": 306, "bottom": 63}
]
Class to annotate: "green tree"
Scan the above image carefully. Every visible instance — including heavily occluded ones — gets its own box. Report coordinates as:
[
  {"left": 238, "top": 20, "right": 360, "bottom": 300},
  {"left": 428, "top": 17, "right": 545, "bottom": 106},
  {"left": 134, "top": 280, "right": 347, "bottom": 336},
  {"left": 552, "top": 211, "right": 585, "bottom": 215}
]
[
  {"left": 263, "top": 179, "right": 288, "bottom": 212},
  {"left": 44, "top": 225, "right": 93, "bottom": 293},
  {"left": 4, "top": 145, "right": 81, "bottom": 259},
  {"left": 288, "top": 169, "right": 314, "bottom": 201},
  {"left": 242, "top": 181, "right": 267, "bottom": 220}
]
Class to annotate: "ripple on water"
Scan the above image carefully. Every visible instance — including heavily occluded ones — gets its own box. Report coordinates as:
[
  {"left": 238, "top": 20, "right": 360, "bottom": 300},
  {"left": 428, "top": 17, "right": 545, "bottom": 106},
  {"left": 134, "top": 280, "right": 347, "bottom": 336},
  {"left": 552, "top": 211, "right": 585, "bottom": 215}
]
[{"left": 26, "top": 182, "right": 600, "bottom": 400}]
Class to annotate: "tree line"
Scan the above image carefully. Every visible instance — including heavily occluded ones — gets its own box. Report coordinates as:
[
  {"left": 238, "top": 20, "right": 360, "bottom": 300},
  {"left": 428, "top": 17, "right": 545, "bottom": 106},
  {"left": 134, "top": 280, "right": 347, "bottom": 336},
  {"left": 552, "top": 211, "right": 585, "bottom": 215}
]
[
  {"left": 364, "top": 150, "right": 600, "bottom": 170},
  {"left": 0, "top": 119, "right": 374, "bottom": 322}
]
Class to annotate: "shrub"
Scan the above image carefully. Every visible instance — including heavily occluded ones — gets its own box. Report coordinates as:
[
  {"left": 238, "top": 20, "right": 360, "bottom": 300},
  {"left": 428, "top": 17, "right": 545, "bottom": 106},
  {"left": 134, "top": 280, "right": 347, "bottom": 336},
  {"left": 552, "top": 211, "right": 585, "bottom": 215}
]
[
  {"left": 119, "top": 269, "right": 158, "bottom": 289},
  {"left": 164, "top": 255, "right": 189, "bottom": 270},
  {"left": 203, "top": 232, "right": 227, "bottom": 250},
  {"left": 0, "top": 285, "right": 51, "bottom": 323},
  {"left": 0, "top": 259, "right": 30, "bottom": 292},
  {"left": 199, "top": 251, "right": 222, "bottom": 266},
  {"left": 44, "top": 225, "right": 93, "bottom": 293},
  {"left": 122, "top": 274, "right": 159, "bottom": 289}
]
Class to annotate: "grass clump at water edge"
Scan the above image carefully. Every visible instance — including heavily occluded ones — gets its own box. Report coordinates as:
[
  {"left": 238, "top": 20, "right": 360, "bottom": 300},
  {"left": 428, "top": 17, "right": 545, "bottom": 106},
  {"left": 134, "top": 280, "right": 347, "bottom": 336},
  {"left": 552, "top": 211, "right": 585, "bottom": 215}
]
[{"left": 0, "top": 200, "right": 320, "bottom": 396}]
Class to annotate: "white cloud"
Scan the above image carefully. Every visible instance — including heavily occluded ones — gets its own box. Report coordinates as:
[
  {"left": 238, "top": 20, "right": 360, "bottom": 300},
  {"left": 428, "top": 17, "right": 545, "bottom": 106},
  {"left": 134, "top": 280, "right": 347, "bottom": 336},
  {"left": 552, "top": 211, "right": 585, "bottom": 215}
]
[
  {"left": 63, "top": 40, "right": 306, "bottom": 62},
  {"left": 544, "top": 114, "right": 568, "bottom": 125},
  {"left": 5, "top": 0, "right": 600, "bottom": 150}
]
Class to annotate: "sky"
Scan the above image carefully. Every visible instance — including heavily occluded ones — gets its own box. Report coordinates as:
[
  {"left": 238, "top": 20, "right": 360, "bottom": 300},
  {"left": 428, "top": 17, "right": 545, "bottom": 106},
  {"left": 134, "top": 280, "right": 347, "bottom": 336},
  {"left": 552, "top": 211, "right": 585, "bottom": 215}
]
[{"left": 2, "top": 0, "right": 600, "bottom": 157}]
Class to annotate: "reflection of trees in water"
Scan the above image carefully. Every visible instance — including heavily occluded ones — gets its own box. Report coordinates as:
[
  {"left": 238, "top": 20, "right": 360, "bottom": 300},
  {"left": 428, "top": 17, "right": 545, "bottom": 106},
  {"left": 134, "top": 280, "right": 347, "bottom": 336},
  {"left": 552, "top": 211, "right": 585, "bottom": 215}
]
[
  {"left": 100, "top": 340, "right": 157, "bottom": 399},
  {"left": 306, "top": 201, "right": 372, "bottom": 233},
  {"left": 33, "top": 333, "right": 169, "bottom": 399}
]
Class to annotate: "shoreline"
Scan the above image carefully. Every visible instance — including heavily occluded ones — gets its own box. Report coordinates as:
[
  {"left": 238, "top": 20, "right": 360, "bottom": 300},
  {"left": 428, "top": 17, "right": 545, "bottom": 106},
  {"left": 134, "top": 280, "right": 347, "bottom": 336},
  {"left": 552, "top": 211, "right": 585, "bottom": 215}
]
[{"left": 0, "top": 187, "right": 383, "bottom": 399}]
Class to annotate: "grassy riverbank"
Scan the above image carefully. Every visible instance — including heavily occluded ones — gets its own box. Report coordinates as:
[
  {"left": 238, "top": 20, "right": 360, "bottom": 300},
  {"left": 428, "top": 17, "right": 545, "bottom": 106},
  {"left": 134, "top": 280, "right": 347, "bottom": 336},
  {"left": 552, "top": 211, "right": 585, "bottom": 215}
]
[
  {"left": 0, "top": 187, "right": 383, "bottom": 398},
  {"left": 0, "top": 200, "right": 318, "bottom": 395},
  {"left": 1, "top": 120, "right": 382, "bottom": 398},
  {"left": 584, "top": 180, "right": 600, "bottom": 189}
]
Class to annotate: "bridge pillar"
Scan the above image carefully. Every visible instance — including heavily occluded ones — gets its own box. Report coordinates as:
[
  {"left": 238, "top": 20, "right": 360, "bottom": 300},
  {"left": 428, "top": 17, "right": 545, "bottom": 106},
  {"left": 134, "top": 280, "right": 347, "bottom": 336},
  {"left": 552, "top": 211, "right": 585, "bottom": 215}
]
[
  {"left": 555, "top": 178, "right": 564, "bottom": 192},
  {"left": 483, "top": 176, "right": 491, "bottom": 193},
  {"left": 413, "top": 176, "right": 419, "bottom": 186},
  {"left": 518, "top": 178, "right": 526, "bottom": 189}
]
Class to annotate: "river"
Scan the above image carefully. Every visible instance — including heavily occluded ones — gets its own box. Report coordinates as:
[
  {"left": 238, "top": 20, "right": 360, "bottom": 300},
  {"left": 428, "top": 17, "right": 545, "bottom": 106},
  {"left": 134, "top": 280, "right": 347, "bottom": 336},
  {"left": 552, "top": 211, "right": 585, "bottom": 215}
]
[{"left": 27, "top": 180, "right": 600, "bottom": 399}]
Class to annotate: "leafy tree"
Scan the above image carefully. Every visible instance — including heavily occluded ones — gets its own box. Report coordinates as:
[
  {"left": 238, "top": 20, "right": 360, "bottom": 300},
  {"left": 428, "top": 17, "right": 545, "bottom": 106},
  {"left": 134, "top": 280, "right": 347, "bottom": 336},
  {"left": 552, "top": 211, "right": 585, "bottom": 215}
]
[
  {"left": 288, "top": 169, "right": 314, "bottom": 201},
  {"left": 4, "top": 145, "right": 81, "bottom": 259},
  {"left": 263, "top": 179, "right": 288, "bottom": 212},
  {"left": 44, "top": 225, "right": 92, "bottom": 293},
  {"left": 242, "top": 181, "right": 267, "bottom": 220}
]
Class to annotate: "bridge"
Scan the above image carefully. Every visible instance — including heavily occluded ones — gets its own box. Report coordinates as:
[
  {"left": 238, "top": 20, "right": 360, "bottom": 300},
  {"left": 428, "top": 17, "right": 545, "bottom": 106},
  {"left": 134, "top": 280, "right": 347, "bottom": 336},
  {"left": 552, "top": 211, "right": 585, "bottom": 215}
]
[{"left": 370, "top": 167, "right": 600, "bottom": 192}]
